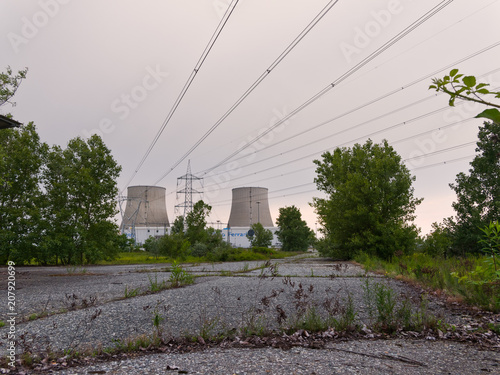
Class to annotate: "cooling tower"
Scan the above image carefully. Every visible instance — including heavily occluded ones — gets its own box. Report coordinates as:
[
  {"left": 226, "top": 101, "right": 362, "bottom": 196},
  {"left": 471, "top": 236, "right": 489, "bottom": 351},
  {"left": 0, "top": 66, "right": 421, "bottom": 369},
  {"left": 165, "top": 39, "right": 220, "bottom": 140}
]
[
  {"left": 120, "top": 185, "right": 169, "bottom": 230},
  {"left": 227, "top": 187, "right": 274, "bottom": 227}
]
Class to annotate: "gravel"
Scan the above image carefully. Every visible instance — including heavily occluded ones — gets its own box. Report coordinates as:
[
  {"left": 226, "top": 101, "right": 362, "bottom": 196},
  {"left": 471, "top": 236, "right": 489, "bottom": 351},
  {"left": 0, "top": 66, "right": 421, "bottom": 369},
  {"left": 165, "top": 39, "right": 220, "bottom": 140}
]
[
  {"left": 1, "top": 254, "right": 499, "bottom": 374},
  {"left": 49, "top": 340, "right": 500, "bottom": 374}
]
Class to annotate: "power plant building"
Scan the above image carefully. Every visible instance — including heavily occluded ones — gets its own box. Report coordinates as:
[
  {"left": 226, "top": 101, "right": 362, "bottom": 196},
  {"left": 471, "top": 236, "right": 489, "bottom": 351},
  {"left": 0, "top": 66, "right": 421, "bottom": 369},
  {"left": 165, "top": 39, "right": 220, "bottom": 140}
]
[
  {"left": 120, "top": 185, "right": 170, "bottom": 244},
  {"left": 224, "top": 187, "right": 280, "bottom": 248}
]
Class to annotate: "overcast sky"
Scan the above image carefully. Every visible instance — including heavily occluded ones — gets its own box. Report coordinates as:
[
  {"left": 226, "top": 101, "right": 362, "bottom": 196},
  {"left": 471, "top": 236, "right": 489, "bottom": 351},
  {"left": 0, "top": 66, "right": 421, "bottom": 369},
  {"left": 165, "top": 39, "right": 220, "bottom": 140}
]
[{"left": 2, "top": 0, "right": 500, "bottom": 235}]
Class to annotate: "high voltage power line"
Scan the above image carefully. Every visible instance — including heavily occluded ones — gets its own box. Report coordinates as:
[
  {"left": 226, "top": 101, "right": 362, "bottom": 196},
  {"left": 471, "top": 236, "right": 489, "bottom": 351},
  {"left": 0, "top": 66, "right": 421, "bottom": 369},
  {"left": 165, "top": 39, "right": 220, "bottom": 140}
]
[
  {"left": 196, "top": 0, "right": 456, "bottom": 178},
  {"left": 203, "top": 49, "right": 500, "bottom": 174},
  {"left": 153, "top": 0, "right": 342, "bottom": 185},
  {"left": 120, "top": 0, "right": 241, "bottom": 193},
  {"left": 200, "top": 74, "right": 500, "bottom": 192},
  {"left": 146, "top": 1, "right": 496, "bottom": 211},
  {"left": 208, "top": 149, "right": 478, "bottom": 208}
]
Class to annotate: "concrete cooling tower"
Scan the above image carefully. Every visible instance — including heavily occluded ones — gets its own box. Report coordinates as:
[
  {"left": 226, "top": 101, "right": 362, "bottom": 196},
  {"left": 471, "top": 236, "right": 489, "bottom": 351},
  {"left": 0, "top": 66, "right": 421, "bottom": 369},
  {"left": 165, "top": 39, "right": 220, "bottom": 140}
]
[
  {"left": 227, "top": 187, "right": 273, "bottom": 227},
  {"left": 120, "top": 186, "right": 169, "bottom": 243}
]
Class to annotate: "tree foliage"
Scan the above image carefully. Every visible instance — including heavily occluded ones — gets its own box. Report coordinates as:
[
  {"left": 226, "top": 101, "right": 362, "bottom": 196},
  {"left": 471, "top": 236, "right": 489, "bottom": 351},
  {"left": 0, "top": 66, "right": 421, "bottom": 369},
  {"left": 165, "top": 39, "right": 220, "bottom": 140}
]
[
  {"left": 276, "top": 205, "right": 314, "bottom": 251},
  {"left": 0, "top": 66, "right": 28, "bottom": 108},
  {"left": 185, "top": 200, "right": 212, "bottom": 245},
  {"left": 247, "top": 222, "right": 273, "bottom": 248},
  {"left": 448, "top": 121, "right": 500, "bottom": 254},
  {"left": 0, "top": 125, "right": 123, "bottom": 264},
  {"left": 313, "top": 139, "right": 422, "bottom": 260},
  {"left": 41, "top": 135, "right": 122, "bottom": 264},
  {"left": 0, "top": 123, "right": 47, "bottom": 264},
  {"left": 421, "top": 222, "right": 453, "bottom": 258}
]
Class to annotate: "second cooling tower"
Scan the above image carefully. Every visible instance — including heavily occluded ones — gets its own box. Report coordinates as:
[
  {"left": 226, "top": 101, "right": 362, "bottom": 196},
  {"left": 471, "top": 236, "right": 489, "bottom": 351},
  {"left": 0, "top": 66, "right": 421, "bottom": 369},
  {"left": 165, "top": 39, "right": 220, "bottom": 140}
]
[{"left": 227, "top": 187, "right": 273, "bottom": 227}]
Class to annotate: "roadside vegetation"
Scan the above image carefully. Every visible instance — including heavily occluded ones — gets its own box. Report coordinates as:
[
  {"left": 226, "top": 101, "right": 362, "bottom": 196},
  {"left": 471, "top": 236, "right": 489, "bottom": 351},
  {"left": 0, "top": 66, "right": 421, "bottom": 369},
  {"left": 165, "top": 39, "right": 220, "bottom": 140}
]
[
  {"left": 316, "top": 70, "right": 500, "bottom": 312},
  {"left": 98, "top": 248, "right": 304, "bottom": 265}
]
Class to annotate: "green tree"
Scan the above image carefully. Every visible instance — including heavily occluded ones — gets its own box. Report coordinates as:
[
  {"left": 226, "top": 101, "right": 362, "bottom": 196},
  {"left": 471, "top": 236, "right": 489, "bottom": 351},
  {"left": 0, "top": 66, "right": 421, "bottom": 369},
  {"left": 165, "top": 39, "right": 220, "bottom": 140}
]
[
  {"left": 448, "top": 121, "right": 500, "bottom": 255},
  {"left": 42, "top": 135, "right": 122, "bottom": 264},
  {"left": 0, "top": 66, "right": 28, "bottom": 109},
  {"left": 421, "top": 222, "right": 453, "bottom": 257},
  {"left": 0, "top": 123, "right": 47, "bottom": 264},
  {"left": 313, "top": 139, "right": 422, "bottom": 260},
  {"left": 276, "top": 205, "right": 313, "bottom": 251},
  {"left": 247, "top": 222, "right": 273, "bottom": 248},
  {"left": 171, "top": 215, "right": 185, "bottom": 234},
  {"left": 185, "top": 200, "right": 211, "bottom": 245}
]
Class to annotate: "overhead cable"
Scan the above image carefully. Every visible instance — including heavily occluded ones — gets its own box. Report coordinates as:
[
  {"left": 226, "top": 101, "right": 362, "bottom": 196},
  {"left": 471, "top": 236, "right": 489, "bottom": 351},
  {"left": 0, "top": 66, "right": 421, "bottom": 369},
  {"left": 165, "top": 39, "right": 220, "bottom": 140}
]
[
  {"left": 120, "top": 0, "right": 240, "bottom": 192},
  {"left": 199, "top": 0, "right": 456, "bottom": 177},
  {"left": 152, "top": 0, "right": 342, "bottom": 185}
]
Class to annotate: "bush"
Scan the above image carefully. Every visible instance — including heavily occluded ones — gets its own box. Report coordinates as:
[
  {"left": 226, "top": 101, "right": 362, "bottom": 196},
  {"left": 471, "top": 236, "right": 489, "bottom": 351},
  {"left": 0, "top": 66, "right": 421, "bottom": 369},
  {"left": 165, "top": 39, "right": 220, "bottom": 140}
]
[
  {"left": 191, "top": 242, "right": 209, "bottom": 257},
  {"left": 422, "top": 222, "right": 452, "bottom": 257}
]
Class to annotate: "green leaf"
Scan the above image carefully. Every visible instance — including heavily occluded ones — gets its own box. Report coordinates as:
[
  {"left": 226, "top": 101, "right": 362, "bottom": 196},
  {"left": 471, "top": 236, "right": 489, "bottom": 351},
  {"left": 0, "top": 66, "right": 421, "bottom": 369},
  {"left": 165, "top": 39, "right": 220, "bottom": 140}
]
[
  {"left": 475, "top": 108, "right": 500, "bottom": 124},
  {"left": 476, "top": 83, "right": 490, "bottom": 90},
  {"left": 462, "top": 76, "right": 476, "bottom": 88},
  {"left": 450, "top": 69, "right": 459, "bottom": 77},
  {"left": 477, "top": 89, "right": 490, "bottom": 95}
]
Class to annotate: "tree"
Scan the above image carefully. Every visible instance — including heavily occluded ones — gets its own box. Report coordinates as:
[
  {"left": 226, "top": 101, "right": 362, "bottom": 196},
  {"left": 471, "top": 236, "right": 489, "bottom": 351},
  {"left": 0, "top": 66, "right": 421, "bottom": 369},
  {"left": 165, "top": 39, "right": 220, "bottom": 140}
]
[
  {"left": 421, "top": 222, "right": 453, "bottom": 257},
  {"left": 430, "top": 69, "right": 500, "bottom": 255},
  {"left": 171, "top": 216, "right": 185, "bottom": 234},
  {"left": 0, "top": 123, "right": 47, "bottom": 264},
  {"left": 276, "top": 205, "right": 313, "bottom": 251},
  {"left": 448, "top": 121, "right": 500, "bottom": 254},
  {"left": 185, "top": 200, "right": 212, "bottom": 245},
  {"left": 313, "top": 139, "right": 422, "bottom": 260},
  {"left": 42, "top": 135, "right": 122, "bottom": 264},
  {"left": 0, "top": 66, "right": 28, "bottom": 109},
  {"left": 247, "top": 222, "right": 273, "bottom": 248}
]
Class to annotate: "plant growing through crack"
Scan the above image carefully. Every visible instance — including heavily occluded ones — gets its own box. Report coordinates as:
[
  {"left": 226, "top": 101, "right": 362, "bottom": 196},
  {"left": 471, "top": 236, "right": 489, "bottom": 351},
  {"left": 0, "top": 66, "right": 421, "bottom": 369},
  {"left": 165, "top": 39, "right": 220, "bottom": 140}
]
[{"left": 168, "top": 261, "right": 194, "bottom": 287}]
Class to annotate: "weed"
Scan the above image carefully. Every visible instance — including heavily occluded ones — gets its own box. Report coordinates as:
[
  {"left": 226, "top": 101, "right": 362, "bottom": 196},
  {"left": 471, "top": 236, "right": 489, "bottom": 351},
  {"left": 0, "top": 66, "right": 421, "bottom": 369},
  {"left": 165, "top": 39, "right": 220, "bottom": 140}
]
[
  {"left": 331, "top": 293, "right": 358, "bottom": 332},
  {"left": 66, "top": 309, "right": 102, "bottom": 354},
  {"left": 374, "top": 282, "right": 397, "bottom": 331},
  {"left": 240, "top": 308, "right": 269, "bottom": 336},
  {"left": 147, "top": 273, "right": 167, "bottom": 292},
  {"left": 64, "top": 293, "right": 98, "bottom": 311},
  {"left": 488, "top": 322, "right": 500, "bottom": 335},
  {"left": 168, "top": 261, "right": 194, "bottom": 287},
  {"left": 0, "top": 320, "right": 4, "bottom": 328},
  {"left": 124, "top": 285, "right": 140, "bottom": 298}
]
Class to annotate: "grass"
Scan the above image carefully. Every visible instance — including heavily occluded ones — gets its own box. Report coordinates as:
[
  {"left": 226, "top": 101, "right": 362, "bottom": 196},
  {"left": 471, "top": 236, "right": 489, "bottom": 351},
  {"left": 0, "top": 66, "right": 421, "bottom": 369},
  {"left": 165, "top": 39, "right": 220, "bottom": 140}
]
[
  {"left": 97, "top": 249, "right": 304, "bottom": 266},
  {"left": 355, "top": 252, "right": 500, "bottom": 312}
]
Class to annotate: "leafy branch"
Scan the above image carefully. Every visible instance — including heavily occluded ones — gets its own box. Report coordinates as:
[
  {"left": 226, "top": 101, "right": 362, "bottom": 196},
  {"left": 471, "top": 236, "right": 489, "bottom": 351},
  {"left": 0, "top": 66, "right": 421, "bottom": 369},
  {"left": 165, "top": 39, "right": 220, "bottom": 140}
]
[{"left": 429, "top": 69, "right": 500, "bottom": 124}]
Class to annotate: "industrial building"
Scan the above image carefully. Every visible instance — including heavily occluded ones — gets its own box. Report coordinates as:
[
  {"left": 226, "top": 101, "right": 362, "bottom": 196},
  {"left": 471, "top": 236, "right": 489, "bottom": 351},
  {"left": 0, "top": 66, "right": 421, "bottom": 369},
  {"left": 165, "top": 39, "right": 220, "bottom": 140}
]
[
  {"left": 224, "top": 187, "right": 280, "bottom": 248},
  {"left": 120, "top": 185, "right": 170, "bottom": 244}
]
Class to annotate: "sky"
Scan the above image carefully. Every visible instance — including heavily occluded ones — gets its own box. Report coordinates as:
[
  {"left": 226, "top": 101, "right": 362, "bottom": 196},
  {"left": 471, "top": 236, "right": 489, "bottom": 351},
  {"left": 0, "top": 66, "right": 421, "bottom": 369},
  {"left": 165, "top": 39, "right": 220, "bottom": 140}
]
[{"left": 2, "top": 0, "right": 500, "bottom": 235}]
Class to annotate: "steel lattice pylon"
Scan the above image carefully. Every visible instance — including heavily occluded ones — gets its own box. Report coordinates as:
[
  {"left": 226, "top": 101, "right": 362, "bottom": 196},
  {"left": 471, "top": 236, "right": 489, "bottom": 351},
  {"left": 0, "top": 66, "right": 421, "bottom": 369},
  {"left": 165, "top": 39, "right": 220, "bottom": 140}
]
[{"left": 175, "top": 160, "right": 203, "bottom": 220}]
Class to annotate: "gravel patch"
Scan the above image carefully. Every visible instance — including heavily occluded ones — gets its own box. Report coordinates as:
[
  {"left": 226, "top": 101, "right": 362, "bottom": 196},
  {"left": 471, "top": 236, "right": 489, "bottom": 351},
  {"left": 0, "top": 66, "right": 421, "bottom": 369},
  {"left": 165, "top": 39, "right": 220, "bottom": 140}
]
[{"left": 50, "top": 339, "right": 500, "bottom": 374}]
